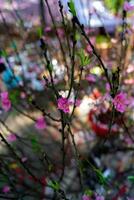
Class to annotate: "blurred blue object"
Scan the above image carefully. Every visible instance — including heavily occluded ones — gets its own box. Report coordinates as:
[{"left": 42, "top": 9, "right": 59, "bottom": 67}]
[{"left": 2, "top": 68, "right": 21, "bottom": 89}]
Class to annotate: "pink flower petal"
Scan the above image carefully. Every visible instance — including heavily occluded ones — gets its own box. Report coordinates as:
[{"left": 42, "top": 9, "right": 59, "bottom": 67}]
[
  {"left": 21, "top": 157, "right": 28, "bottom": 162},
  {"left": 35, "top": 117, "right": 46, "bottom": 130},
  {"left": 124, "top": 1, "right": 134, "bottom": 11},
  {"left": 113, "top": 92, "right": 129, "bottom": 113},
  {"left": 2, "top": 185, "right": 10, "bottom": 193},
  {"left": 57, "top": 97, "right": 71, "bottom": 113},
  {"left": 86, "top": 74, "right": 96, "bottom": 83},
  {"left": 2, "top": 99, "right": 11, "bottom": 111},
  {"left": 7, "top": 134, "right": 17, "bottom": 142},
  {"left": 82, "top": 195, "right": 92, "bottom": 200},
  {"left": 1, "top": 91, "right": 9, "bottom": 100}
]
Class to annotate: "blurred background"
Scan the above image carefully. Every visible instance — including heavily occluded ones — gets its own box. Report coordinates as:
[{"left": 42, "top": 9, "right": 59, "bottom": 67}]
[{"left": 0, "top": 0, "right": 134, "bottom": 200}]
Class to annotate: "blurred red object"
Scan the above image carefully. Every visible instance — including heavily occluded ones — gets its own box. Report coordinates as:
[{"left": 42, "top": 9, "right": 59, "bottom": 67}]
[{"left": 88, "top": 109, "right": 119, "bottom": 137}]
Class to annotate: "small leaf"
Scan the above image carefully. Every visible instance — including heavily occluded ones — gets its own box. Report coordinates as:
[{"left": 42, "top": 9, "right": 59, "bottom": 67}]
[
  {"left": 68, "top": 0, "right": 76, "bottom": 16},
  {"left": 94, "top": 168, "right": 107, "bottom": 185},
  {"left": 9, "top": 90, "right": 20, "bottom": 104},
  {"left": 29, "top": 136, "right": 42, "bottom": 153},
  {"left": 47, "top": 63, "right": 53, "bottom": 72},
  {"left": 78, "top": 49, "right": 90, "bottom": 67},
  {"left": 0, "top": 50, "right": 7, "bottom": 58},
  {"left": 48, "top": 164, "right": 53, "bottom": 172},
  {"left": 37, "top": 27, "right": 43, "bottom": 38},
  {"left": 128, "top": 176, "right": 134, "bottom": 183},
  {"left": 85, "top": 189, "right": 93, "bottom": 196},
  {"left": 49, "top": 181, "right": 60, "bottom": 190}
]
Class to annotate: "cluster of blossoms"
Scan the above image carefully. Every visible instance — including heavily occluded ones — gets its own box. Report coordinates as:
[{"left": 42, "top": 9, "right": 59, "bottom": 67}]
[
  {"left": 0, "top": 91, "right": 11, "bottom": 111},
  {"left": 113, "top": 92, "right": 130, "bottom": 113},
  {"left": 124, "top": 1, "right": 134, "bottom": 11},
  {"left": 57, "top": 96, "right": 81, "bottom": 113},
  {"left": 57, "top": 97, "right": 71, "bottom": 113}
]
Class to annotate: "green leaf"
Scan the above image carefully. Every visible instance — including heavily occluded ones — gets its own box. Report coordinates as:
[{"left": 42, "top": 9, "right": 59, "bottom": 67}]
[
  {"left": 37, "top": 27, "right": 43, "bottom": 38},
  {"left": 49, "top": 181, "right": 60, "bottom": 190},
  {"left": 128, "top": 176, "right": 134, "bottom": 183},
  {"left": 75, "top": 32, "right": 81, "bottom": 41},
  {"left": 78, "top": 49, "right": 90, "bottom": 67},
  {"left": 84, "top": 189, "right": 93, "bottom": 196},
  {"left": 0, "top": 50, "right": 7, "bottom": 58},
  {"left": 94, "top": 168, "right": 107, "bottom": 185},
  {"left": 29, "top": 136, "right": 42, "bottom": 153},
  {"left": 47, "top": 63, "right": 53, "bottom": 72},
  {"left": 9, "top": 90, "right": 20, "bottom": 104},
  {"left": 48, "top": 164, "right": 53, "bottom": 172},
  {"left": 68, "top": 0, "right": 76, "bottom": 16}
]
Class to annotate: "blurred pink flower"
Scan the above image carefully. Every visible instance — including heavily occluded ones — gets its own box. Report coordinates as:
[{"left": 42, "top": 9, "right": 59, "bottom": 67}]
[
  {"left": 0, "top": 91, "right": 11, "bottom": 111},
  {"left": 1, "top": 99, "right": 11, "bottom": 111},
  {"left": 105, "top": 83, "right": 110, "bottom": 92},
  {"left": 2, "top": 185, "right": 10, "bottom": 193},
  {"left": 0, "top": 58, "right": 4, "bottom": 63},
  {"left": 7, "top": 134, "right": 17, "bottom": 142},
  {"left": 20, "top": 92, "right": 26, "bottom": 99},
  {"left": 86, "top": 45, "right": 93, "bottom": 53},
  {"left": 57, "top": 28, "right": 64, "bottom": 38},
  {"left": 86, "top": 74, "right": 96, "bottom": 83},
  {"left": 35, "top": 117, "right": 46, "bottom": 130},
  {"left": 75, "top": 99, "right": 81, "bottom": 107},
  {"left": 113, "top": 92, "right": 129, "bottom": 113},
  {"left": 124, "top": 1, "right": 134, "bottom": 11},
  {"left": 21, "top": 157, "right": 28, "bottom": 162},
  {"left": 82, "top": 195, "right": 92, "bottom": 200},
  {"left": 95, "top": 195, "right": 105, "bottom": 200},
  {"left": 124, "top": 136, "right": 133, "bottom": 145},
  {"left": 57, "top": 97, "right": 71, "bottom": 113},
  {"left": 1, "top": 91, "right": 9, "bottom": 100},
  {"left": 44, "top": 26, "right": 52, "bottom": 32}
]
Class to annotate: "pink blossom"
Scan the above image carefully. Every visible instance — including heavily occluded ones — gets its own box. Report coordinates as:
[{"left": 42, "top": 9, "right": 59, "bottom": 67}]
[
  {"left": 0, "top": 91, "right": 11, "bottom": 111},
  {"left": 57, "top": 97, "right": 71, "bottom": 113},
  {"left": 95, "top": 195, "right": 105, "bottom": 200},
  {"left": 0, "top": 58, "right": 4, "bottom": 63},
  {"left": 1, "top": 91, "right": 9, "bottom": 100},
  {"left": 2, "top": 185, "right": 10, "bottom": 193},
  {"left": 35, "top": 117, "right": 46, "bottom": 130},
  {"left": 124, "top": 137, "right": 133, "bottom": 145},
  {"left": 124, "top": 1, "right": 134, "bottom": 11},
  {"left": 57, "top": 28, "right": 64, "bottom": 38},
  {"left": 75, "top": 99, "right": 81, "bottom": 107},
  {"left": 105, "top": 83, "right": 110, "bottom": 92},
  {"left": 1, "top": 99, "right": 11, "bottom": 111},
  {"left": 86, "top": 45, "right": 93, "bottom": 53},
  {"left": 113, "top": 92, "right": 129, "bottom": 113},
  {"left": 86, "top": 74, "right": 96, "bottom": 83},
  {"left": 7, "top": 134, "right": 17, "bottom": 142},
  {"left": 21, "top": 157, "right": 28, "bottom": 162},
  {"left": 44, "top": 26, "right": 52, "bottom": 32},
  {"left": 82, "top": 194, "right": 92, "bottom": 200},
  {"left": 20, "top": 92, "right": 26, "bottom": 99}
]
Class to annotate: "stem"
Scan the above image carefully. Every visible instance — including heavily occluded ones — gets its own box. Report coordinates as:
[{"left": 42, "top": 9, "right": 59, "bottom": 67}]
[{"left": 74, "top": 16, "right": 112, "bottom": 91}]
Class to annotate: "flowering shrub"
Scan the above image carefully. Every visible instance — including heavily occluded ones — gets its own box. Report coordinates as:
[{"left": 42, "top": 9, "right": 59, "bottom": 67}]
[{"left": 0, "top": 0, "right": 134, "bottom": 199}]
